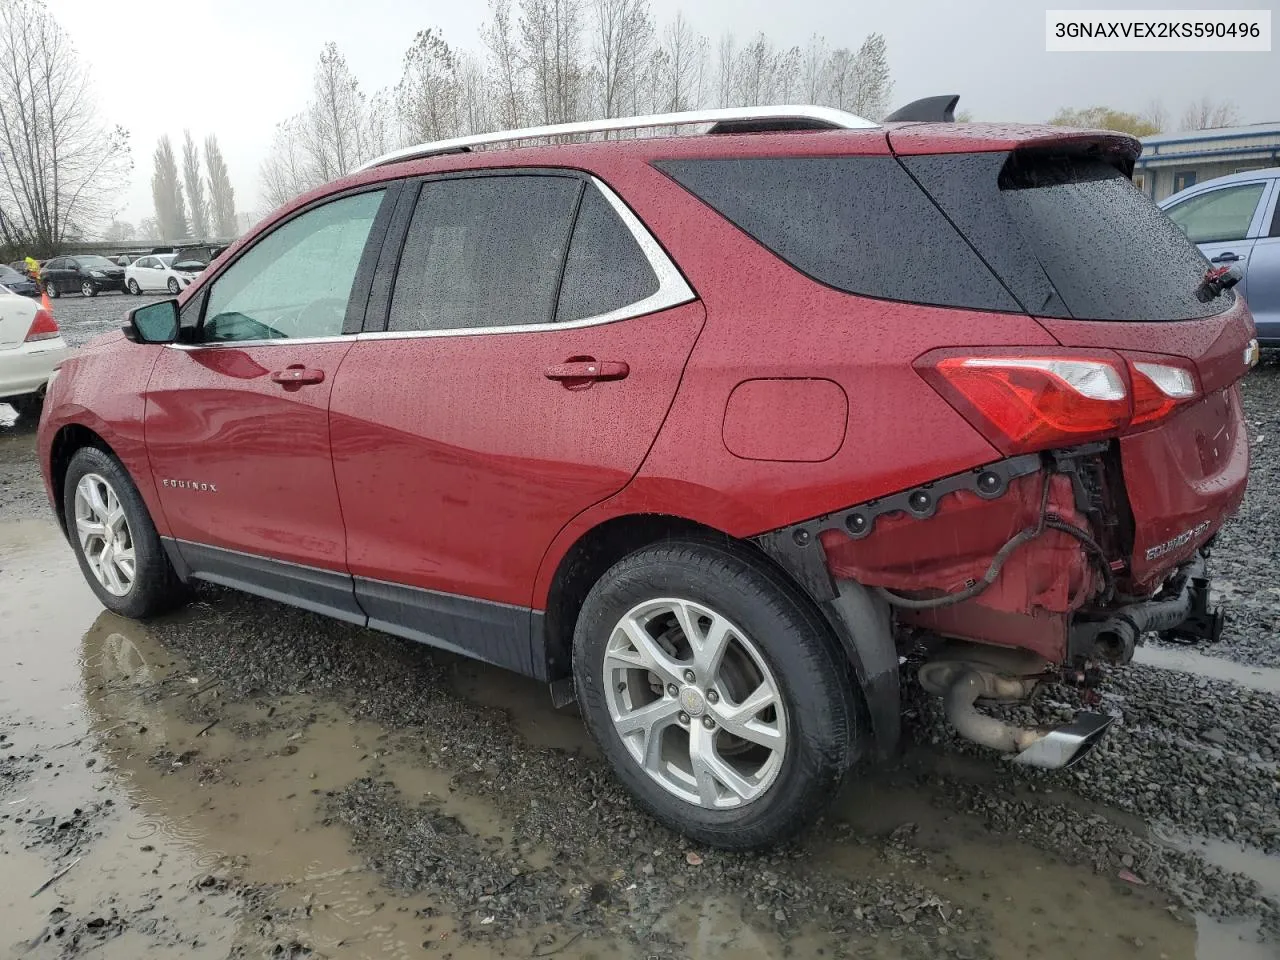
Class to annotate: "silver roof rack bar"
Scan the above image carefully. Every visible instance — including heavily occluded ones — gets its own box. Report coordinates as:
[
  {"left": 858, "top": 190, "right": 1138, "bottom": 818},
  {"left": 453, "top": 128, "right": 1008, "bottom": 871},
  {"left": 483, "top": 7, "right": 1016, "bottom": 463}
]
[{"left": 355, "top": 105, "right": 879, "bottom": 172}]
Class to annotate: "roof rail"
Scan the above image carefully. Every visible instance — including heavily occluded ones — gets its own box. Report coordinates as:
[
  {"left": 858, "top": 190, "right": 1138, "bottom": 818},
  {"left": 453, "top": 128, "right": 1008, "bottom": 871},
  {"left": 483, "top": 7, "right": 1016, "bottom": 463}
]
[{"left": 354, "top": 105, "right": 878, "bottom": 171}]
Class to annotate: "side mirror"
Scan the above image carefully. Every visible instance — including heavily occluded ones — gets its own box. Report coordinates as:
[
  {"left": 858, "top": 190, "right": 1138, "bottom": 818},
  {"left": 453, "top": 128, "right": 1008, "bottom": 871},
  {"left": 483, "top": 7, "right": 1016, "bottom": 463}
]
[{"left": 124, "top": 299, "right": 179, "bottom": 344}]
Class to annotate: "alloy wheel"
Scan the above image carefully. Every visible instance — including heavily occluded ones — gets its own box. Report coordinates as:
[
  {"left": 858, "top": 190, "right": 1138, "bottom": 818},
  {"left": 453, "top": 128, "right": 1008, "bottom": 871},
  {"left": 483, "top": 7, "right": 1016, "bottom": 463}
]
[
  {"left": 74, "top": 473, "right": 136, "bottom": 597},
  {"left": 81, "top": 280, "right": 95, "bottom": 297},
  {"left": 603, "top": 597, "right": 788, "bottom": 809}
]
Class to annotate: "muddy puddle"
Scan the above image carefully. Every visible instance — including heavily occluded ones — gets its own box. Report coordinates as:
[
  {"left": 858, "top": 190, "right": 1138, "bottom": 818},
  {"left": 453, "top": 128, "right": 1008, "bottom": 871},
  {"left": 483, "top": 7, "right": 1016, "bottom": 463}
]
[
  {"left": 1135, "top": 645, "right": 1280, "bottom": 695},
  {"left": 0, "top": 514, "right": 1272, "bottom": 958}
]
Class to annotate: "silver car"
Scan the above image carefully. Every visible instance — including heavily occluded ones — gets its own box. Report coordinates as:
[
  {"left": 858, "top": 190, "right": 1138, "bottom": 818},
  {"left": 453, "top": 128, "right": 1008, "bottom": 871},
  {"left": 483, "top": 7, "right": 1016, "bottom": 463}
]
[{"left": 1159, "top": 167, "right": 1280, "bottom": 346}]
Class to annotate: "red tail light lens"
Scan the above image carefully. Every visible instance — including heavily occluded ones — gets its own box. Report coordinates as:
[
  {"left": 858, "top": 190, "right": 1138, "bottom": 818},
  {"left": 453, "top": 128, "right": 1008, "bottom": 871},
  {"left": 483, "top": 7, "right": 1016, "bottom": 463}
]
[
  {"left": 24, "top": 307, "right": 59, "bottom": 342},
  {"left": 919, "top": 352, "right": 1201, "bottom": 455}
]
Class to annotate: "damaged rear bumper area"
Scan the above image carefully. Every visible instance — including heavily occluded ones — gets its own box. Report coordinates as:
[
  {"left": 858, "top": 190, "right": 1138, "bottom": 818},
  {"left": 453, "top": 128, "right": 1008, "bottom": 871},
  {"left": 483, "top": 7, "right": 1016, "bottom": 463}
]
[{"left": 754, "top": 446, "right": 1230, "bottom": 767}]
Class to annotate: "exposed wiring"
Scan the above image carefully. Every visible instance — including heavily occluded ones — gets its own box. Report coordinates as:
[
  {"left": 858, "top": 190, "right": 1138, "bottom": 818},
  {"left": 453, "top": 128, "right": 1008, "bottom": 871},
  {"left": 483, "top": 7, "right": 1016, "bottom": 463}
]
[
  {"left": 1044, "top": 518, "right": 1117, "bottom": 604},
  {"left": 875, "top": 472, "right": 1051, "bottom": 611}
]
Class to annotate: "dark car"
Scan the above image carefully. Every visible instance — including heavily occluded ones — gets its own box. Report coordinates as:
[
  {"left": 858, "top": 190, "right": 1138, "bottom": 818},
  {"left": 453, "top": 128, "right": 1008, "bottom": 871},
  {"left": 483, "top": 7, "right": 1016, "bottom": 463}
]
[
  {"left": 36, "top": 103, "right": 1256, "bottom": 850},
  {"left": 0, "top": 263, "right": 40, "bottom": 297},
  {"left": 43, "top": 255, "right": 127, "bottom": 298}
]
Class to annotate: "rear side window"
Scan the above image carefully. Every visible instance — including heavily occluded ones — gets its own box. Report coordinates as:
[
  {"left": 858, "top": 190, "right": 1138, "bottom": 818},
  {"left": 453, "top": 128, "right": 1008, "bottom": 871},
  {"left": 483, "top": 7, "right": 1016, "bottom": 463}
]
[
  {"left": 906, "top": 153, "right": 1230, "bottom": 322},
  {"left": 655, "top": 157, "right": 1019, "bottom": 312},
  {"left": 1164, "top": 183, "right": 1266, "bottom": 243},
  {"left": 556, "top": 186, "right": 659, "bottom": 322},
  {"left": 389, "top": 175, "right": 581, "bottom": 332}
]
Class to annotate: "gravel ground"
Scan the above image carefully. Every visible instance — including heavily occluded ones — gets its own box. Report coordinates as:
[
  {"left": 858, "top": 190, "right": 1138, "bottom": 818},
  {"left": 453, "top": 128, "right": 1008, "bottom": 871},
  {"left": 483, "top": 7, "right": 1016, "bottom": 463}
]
[{"left": 1, "top": 298, "right": 1277, "bottom": 959}]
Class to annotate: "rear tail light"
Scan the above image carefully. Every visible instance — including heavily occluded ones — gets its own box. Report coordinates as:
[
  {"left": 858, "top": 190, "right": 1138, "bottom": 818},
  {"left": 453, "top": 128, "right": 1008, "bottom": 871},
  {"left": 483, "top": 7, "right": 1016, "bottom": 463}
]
[
  {"left": 918, "top": 351, "right": 1200, "bottom": 455},
  {"left": 24, "top": 307, "right": 59, "bottom": 342},
  {"left": 1130, "top": 361, "right": 1197, "bottom": 426}
]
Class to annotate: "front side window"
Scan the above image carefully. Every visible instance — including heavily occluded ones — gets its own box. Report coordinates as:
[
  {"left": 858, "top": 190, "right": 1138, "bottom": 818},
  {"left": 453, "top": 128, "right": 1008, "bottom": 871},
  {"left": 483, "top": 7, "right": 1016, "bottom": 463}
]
[
  {"left": 202, "top": 189, "right": 384, "bottom": 343},
  {"left": 389, "top": 175, "right": 581, "bottom": 333},
  {"left": 1165, "top": 184, "right": 1266, "bottom": 243}
]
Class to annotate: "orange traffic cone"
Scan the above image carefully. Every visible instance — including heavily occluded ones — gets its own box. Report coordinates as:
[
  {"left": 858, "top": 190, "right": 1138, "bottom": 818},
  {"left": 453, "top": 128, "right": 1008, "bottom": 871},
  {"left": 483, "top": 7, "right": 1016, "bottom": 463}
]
[{"left": 40, "top": 286, "right": 53, "bottom": 315}]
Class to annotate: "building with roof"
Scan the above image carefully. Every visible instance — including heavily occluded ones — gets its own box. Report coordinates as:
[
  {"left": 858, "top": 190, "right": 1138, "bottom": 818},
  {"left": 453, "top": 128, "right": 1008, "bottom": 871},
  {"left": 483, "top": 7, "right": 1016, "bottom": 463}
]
[{"left": 1134, "top": 123, "right": 1280, "bottom": 202}]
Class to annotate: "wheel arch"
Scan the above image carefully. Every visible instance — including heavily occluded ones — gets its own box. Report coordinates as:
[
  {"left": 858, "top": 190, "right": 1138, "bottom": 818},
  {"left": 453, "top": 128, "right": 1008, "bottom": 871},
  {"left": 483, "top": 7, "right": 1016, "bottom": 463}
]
[{"left": 536, "top": 510, "right": 900, "bottom": 759}]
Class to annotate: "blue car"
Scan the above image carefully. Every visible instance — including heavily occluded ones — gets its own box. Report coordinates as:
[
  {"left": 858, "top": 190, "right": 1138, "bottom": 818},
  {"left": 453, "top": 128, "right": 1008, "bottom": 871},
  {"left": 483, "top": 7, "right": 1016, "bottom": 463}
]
[{"left": 1159, "top": 168, "right": 1280, "bottom": 346}]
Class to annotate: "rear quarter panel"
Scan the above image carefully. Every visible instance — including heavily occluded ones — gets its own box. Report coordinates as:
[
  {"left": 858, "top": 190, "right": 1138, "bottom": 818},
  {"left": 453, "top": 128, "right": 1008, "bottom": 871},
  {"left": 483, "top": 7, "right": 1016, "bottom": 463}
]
[{"left": 531, "top": 156, "right": 1058, "bottom": 607}]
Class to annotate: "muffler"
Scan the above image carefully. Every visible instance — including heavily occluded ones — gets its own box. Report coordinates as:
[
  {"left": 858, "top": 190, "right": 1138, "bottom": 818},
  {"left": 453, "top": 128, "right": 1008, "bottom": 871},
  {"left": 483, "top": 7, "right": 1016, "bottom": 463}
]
[{"left": 938, "top": 668, "right": 1113, "bottom": 770}]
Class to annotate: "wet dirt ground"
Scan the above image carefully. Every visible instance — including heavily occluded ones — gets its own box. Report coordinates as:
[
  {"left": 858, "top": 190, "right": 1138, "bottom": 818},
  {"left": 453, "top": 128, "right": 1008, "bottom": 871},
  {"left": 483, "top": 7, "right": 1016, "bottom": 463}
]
[{"left": 1, "top": 300, "right": 1279, "bottom": 959}]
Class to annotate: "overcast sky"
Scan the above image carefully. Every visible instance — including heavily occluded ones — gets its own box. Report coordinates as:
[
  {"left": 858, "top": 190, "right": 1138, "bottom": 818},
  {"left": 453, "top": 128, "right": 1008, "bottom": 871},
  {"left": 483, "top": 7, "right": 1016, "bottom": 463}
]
[{"left": 46, "top": 0, "right": 1279, "bottom": 230}]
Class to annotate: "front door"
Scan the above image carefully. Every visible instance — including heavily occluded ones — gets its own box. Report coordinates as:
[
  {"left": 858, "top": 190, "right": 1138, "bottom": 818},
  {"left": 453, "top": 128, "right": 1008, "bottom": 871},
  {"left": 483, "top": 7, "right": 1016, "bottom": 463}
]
[
  {"left": 144, "top": 187, "right": 389, "bottom": 617},
  {"left": 1164, "top": 179, "right": 1271, "bottom": 300},
  {"left": 329, "top": 173, "right": 702, "bottom": 673},
  {"left": 1242, "top": 184, "right": 1280, "bottom": 343}
]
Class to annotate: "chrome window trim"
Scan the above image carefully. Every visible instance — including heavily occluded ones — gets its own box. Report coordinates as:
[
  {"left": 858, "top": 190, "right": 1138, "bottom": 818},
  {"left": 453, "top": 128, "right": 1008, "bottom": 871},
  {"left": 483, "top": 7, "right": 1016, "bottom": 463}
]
[
  {"left": 359, "top": 175, "right": 694, "bottom": 341},
  {"left": 165, "top": 333, "right": 353, "bottom": 351},
  {"left": 165, "top": 175, "right": 694, "bottom": 351}
]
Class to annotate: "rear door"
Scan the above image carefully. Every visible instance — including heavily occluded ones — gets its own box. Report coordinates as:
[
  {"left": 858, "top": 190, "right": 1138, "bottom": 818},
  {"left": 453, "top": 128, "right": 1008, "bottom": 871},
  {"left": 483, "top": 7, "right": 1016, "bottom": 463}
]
[
  {"left": 1162, "top": 179, "right": 1272, "bottom": 298},
  {"left": 1243, "top": 180, "right": 1280, "bottom": 343},
  {"left": 144, "top": 185, "right": 393, "bottom": 616},
  {"left": 329, "top": 171, "right": 702, "bottom": 674},
  {"left": 43, "top": 258, "right": 66, "bottom": 294}
]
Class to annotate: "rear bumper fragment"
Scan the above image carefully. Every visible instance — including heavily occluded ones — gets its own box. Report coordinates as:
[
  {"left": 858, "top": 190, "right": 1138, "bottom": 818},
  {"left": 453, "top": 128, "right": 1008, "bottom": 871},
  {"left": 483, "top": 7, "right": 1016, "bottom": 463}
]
[{"left": 1070, "top": 549, "right": 1223, "bottom": 662}]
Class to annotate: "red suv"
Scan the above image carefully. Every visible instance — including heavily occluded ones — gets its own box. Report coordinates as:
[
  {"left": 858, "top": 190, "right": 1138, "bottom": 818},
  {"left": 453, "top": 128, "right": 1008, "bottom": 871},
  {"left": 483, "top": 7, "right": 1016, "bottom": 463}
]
[{"left": 38, "top": 105, "right": 1256, "bottom": 849}]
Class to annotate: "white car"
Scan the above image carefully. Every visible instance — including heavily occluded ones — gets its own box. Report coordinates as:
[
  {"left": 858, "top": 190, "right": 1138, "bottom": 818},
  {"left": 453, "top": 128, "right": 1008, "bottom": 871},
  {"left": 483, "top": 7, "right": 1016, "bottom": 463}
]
[
  {"left": 0, "top": 285, "right": 72, "bottom": 421},
  {"left": 124, "top": 254, "right": 205, "bottom": 295}
]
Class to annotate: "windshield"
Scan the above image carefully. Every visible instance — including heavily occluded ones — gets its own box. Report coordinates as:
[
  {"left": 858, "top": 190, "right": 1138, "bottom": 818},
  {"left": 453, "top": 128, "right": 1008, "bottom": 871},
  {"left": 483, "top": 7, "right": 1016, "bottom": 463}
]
[
  {"left": 0, "top": 265, "right": 21, "bottom": 282},
  {"left": 79, "top": 255, "right": 118, "bottom": 269},
  {"left": 159, "top": 255, "right": 176, "bottom": 267}
]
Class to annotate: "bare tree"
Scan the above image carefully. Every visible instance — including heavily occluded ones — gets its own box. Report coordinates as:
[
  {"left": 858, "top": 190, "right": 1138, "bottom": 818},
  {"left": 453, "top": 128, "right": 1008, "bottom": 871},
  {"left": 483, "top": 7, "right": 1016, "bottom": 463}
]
[
  {"left": 151, "top": 135, "right": 188, "bottom": 241},
  {"left": 824, "top": 47, "right": 855, "bottom": 110},
  {"left": 482, "top": 0, "right": 525, "bottom": 129},
  {"left": 259, "top": 115, "right": 316, "bottom": 209},
  {"left": 182, "top": 131, "right": 208, "bottom": 238},
  {"left": 659, "top": 11, "right": 702, "bottom": 112},
  {"left": 1140, "top": 98, "right": 1168, "bottom": 134},
  {"left": 102, "top": 219, "right": 134, "bottom": 242},
  {"left": 457, "top": 53, "right": 491, "bottom": 136},
  {"left": 305, "top": 43, "right": 367, "bottom": 179},
  {"left": 715, "top": 32, "right": 736, "bottom": 107},
  {"left": 734, "top": 33, "right": 777, "bottom": 106},
  {"left": 775, "top": 45, "right": 801, "bottom": 103},
  {"left": 363, "top": 89, "right": 400, "bottom": 157},
  {"left": 397, "top": 29, "right": 462, "bottom": 142},
  {"left": 521, "top": 0, "right": 586, "bottom": 125},
  {"left": 136, "top": 217, "right": 158, "bottom": 241},
  {"left": 0, "top": 0, "right": 131, "bottom": 254},
  {"left": 801, "top": 34, "right": 827, "bottom": 103},
  {"left": 592, "top": 0, "right": 651, "bottom": 120},
  {"left": 1180, "top": 96, "right": 1240, "bottom": 131},
  {"left": 849, "top": 32, "right": 892, "bottom": 119},
  {"left": 204, "top": 135, "right": 237, "bottom": 238}
]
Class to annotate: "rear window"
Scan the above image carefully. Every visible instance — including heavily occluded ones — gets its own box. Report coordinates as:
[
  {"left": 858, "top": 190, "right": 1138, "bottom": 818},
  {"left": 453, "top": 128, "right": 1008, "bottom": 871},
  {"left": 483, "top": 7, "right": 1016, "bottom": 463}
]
[
  {"left": 658, "top": 152, "right": 1229, "bottom": 323},
  {"left": 904, "top": 152, "right": 1230, "bottom": 322},
  {"left": 654, "top": 157, "right": 1020, "bottom": 312}
]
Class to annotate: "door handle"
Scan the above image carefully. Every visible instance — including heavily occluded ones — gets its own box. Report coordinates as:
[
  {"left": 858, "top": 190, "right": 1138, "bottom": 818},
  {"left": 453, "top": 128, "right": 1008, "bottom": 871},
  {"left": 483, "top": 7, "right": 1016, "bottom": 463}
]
[
  {"left": 271, "top": 366, "right": 325, "bottom": 385},
  {"left": 1210, "top": 252, "right": 1241, "bottom": 263},
  {"left": 544, "top": 359, "right": 630, "bottom": 382}
]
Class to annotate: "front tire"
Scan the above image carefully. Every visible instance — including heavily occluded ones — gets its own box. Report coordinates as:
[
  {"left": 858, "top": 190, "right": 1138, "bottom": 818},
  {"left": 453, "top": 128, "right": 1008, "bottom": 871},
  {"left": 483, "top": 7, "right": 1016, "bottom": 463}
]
[
  {"left": 81, "top": 280, "right": 97, "bottom": 298},
  {"left": 167, "top": 277, "right": 181, "bottom": 295},
  {"left": 63, "top": 447, "right": 188, "bottom": 619},
  {"left": 126, "top": 279, "right": 141, "bottom": 295},
  {"left": 572, "top": 539, "right": 861, "bottom": 850}
]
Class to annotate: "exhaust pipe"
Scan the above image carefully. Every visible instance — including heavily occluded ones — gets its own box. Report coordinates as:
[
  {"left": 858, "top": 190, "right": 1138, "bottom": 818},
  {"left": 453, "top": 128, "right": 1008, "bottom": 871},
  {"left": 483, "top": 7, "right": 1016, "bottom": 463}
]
[{"left": 942, "top": 669, "right": 1113, "bottom": 770}]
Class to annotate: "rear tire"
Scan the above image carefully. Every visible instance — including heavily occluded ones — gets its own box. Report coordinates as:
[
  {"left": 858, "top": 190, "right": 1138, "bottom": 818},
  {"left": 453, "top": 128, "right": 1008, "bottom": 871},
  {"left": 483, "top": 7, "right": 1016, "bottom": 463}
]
[
  {"left": 126, "top": 279, "right": 141, "bottom": 295},
  {"left": 572, "top": 538, "right": 862, "bottom": 850},
  {"left": 46, "top": 282, "right": 59, "bottom": 299},
  {"left": 62, "top": 446, "right": 188, "bottom": 619}
]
